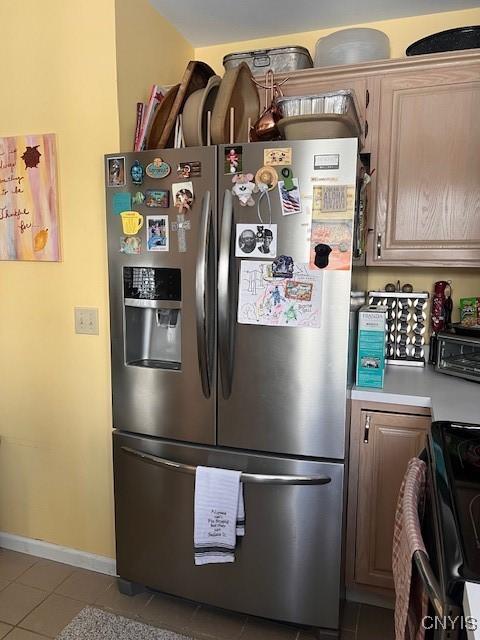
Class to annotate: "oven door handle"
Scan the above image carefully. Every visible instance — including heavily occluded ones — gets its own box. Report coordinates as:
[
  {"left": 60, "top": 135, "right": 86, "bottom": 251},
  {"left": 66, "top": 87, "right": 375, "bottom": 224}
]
[
  {"left": 414, "top": 550, "right": 444, "bottom": 619},
  {"left": 413, "top": 550, "right": 462, "bottom": 624}
]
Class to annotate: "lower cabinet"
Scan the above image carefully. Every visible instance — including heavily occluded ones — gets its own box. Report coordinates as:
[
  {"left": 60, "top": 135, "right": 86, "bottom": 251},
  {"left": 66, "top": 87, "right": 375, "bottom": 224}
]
[{"left": 346, "top": 401, "right": 431, "bottom": 598}]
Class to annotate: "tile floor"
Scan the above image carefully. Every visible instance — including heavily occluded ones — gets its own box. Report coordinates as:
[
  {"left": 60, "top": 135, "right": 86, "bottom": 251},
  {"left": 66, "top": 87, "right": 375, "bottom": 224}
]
[{"left": 0, "top": 549, "right": 394, "bottom": 639}]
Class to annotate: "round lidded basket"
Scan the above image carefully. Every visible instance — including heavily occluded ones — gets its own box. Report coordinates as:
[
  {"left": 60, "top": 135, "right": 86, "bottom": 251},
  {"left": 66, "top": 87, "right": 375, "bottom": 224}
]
[{"left": 314, "top": 28, "right": 390, "bottom": 67}]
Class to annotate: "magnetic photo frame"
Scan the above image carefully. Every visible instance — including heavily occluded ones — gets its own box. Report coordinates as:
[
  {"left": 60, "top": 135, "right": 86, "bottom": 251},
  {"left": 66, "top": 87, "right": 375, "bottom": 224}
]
[
  {"left": 146, "top": 214, "right": 169, "bottom": 252},
  {"left": 235, "top": 223, "right": 277, "bottom": 258}
]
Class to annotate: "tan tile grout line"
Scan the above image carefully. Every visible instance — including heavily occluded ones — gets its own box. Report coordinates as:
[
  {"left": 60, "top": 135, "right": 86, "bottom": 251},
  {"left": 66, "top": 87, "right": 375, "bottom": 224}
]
[
  {"left": 0, "top": 568, "right": 50, "bottom": 631},
  {"left": 8, "top": 556, "right": 118, "bottom": 636},
  {"left": 10, "top": 559, "right": 84, "bottom": 633}
]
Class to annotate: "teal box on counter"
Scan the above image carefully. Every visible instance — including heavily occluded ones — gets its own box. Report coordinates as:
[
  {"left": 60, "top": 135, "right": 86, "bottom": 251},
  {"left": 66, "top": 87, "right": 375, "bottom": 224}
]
[{"left": 356, "top": 305, "right": 387, "bottom": 388}]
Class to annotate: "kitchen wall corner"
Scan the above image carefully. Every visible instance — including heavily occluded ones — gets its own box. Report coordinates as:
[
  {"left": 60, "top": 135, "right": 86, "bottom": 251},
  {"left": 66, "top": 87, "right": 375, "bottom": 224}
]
[{"left": 115, "top": 0, "right": 194, "bottom": 151}]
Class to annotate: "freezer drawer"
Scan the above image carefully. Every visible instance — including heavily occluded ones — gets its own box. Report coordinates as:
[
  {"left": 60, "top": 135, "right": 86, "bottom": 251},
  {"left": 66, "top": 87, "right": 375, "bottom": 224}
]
[{"left": 113, "top": 431, "right": 345, "bottom": 629}]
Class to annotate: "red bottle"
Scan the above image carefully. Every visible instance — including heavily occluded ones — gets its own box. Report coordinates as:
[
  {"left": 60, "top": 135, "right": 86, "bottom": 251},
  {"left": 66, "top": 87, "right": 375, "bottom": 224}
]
[
  {"left": 429, "top": 280, "right": 452, "bottom": 365},
  {"left": 431, "top": 280, "right": 452, "bottom": 333}
]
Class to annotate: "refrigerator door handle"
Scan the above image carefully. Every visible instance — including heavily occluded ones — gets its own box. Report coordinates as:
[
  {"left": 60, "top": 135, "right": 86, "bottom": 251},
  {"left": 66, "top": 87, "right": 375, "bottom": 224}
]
[
  {"left": 218, "top": 189, "right": 234, "bottom": 399},
  {"left": 195, "top": 190, "right": 212, "bottom": 399},
  {"left": 121, "top": 446, "right": 331, "bottom": 485}
]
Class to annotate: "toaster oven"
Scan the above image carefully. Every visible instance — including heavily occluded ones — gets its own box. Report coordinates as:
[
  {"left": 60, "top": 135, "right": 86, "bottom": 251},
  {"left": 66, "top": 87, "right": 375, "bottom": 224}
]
[{"left": 436, "top": 331, "right": 480, "bottom": 382}]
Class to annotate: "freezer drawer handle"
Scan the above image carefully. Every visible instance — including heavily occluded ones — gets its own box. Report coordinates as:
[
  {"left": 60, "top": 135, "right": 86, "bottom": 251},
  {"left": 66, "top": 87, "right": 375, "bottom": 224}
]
[
  {"left": 195, "top": 190, "right": 213, "bottom": 399},
  {"left": 121, "top": 446, "right": 331, "bottom": 486}
]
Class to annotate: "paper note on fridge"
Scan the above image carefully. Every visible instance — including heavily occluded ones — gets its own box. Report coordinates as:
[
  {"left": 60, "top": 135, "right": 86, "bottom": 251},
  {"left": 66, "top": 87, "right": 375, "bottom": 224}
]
[{"left": 237, "top": 261, "right": 323, "bottom": 328}]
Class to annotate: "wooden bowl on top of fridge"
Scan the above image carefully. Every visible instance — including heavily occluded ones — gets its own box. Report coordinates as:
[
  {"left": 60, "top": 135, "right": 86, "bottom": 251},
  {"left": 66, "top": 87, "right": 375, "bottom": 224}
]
[{"left": 211, "top": 63, "right": 260, "bottom": 144}]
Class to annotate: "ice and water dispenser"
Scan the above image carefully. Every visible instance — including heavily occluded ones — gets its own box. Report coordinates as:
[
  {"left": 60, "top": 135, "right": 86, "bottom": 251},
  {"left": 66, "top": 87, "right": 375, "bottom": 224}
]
[{"left": 123, "top": 267, "right": 182, "bottom": 370}]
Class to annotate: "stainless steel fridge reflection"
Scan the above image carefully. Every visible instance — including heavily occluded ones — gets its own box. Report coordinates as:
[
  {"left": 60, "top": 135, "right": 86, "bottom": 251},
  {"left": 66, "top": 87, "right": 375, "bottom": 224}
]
[{"left": 105, "top": 138, "right": 366, "bottom": 635}]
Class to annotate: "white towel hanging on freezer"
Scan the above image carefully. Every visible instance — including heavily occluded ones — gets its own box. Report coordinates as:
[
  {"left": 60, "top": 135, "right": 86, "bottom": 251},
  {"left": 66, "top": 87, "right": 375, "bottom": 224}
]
[{"left": 194, "top": 466, "right": 245, "bottom": 565}]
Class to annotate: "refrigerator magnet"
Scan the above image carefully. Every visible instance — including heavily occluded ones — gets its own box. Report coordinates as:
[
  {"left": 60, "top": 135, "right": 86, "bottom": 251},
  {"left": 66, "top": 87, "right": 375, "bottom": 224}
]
[
  {"left": 146, "top": 215, "right": 169, "bottom": 251},
  {"left": 130, "top": 160, "right": 144, "bottom": 185},
  {"left": 285, "top": 280, "right": 313, "bottom": 302},
  {"left": 172, "top": 181, "right": 194, "bottom": 214},
  {"left": 112, "top": 192, "right": 132, "bottom": 216},
  {"left": 235, "top": 223, "right": 277, "bottom": 258},
  {"left": 146, "top": 157, "right": 171, "bottom": 179},
  {"left": 278, "top": 177, "right": 302, "bottom": 216},
  {"left": 264, "top": 147, "right": 292, "bottom": 166},
  {"left": 272, "top": 255, "right": 294, "bottom": 279},
  {"left": 106, "top": 156, "right": 126, "bottom": 187},
  {"left": 231, "top": 174, "right": 257, "bottom": 207},
  {"left": 224, "top": 146, "right": 242, "bottom": 175},
  {"left": 309, "top": 220, "right": 352, "bottom": 271},
  {"left": 120, "top": 236, "right": 142, "bottom": 254},
  {"left": 177, "top": 161, "right": 201, "bottom": 179},
  {"left": 145, "top": 189, "right": 169, "bottom": 208},
  {"left": 171, "top": 213, "right": 191, "bottom": 253},
  {"left": 314, "top": 154, "right": 340, "bottom": 170},
  {"left": 313, "top": 244, "right": 332, "bottom": 269},
  {"left": 255, "top": 166, "right": 278, "bottom": 191},
  {"left": 132, "top": 191, "right": 146, "bottom": 206},
  {"left": 120, "top": 211, "right": 144, "bottom": 236},
  {"left": 312, "top": 185, "right": 355, "bottom": 220}
]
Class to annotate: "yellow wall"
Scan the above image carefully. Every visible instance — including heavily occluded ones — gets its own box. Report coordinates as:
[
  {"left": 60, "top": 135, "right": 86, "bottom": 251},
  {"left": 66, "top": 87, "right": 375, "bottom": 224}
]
[
  {"left": 195, "top": 8, "right": 480, "bottom": 73},
  {"left": 0, "top": 0, "right": 119, "bottom": 557},
  {"left": 115, "top": 0, "right": 194, "bottom": 150}
]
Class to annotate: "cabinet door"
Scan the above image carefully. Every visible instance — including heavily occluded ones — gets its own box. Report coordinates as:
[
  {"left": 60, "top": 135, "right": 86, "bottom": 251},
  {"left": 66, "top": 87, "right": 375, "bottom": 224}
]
[
  {"left": 372, "top": 64, "right": 480, "bottom": 266},
  {"left": 354, "top": 411, "right": 430, "bottom": 590}
]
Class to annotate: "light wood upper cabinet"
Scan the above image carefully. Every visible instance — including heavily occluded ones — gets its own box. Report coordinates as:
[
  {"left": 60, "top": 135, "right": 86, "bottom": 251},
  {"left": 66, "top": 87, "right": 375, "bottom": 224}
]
[
  {"left": 370, "top": 62, "right": 480, "bottom": 266},
  {"left": 353, "top": 409, "right": 430, "bottom": 591},
  {"left": 266, "top": 51, "right": 480, "bottom": 266}
]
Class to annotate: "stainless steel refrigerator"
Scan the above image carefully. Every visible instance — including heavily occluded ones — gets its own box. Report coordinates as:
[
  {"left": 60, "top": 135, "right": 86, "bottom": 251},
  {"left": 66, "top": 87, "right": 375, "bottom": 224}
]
[{"left": 105, "top": 138, "right": 366, "bottom": 636}]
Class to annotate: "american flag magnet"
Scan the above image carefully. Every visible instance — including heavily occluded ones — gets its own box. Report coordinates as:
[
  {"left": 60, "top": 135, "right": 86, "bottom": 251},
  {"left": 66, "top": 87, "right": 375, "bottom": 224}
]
[{"left": 278, "top": 177, "right": 302, "bottom": 216}]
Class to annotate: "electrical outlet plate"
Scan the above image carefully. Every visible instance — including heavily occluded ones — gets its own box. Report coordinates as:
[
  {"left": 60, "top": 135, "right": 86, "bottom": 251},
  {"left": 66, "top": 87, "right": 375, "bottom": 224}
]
[{"left": 74, "top": 307, "right": 99, "bottom": 335}]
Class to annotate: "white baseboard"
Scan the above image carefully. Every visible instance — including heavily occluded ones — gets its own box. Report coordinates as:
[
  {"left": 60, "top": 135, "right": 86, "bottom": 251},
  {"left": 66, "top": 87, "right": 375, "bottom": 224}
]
[{"left": 0, "top": 532, "right": 117, "bottom": 576}]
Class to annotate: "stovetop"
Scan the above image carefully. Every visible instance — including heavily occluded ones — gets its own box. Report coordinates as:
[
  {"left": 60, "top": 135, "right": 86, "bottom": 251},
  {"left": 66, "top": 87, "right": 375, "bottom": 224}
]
[{"left": 429, "top": 421, "right": 480, "bottom": 590}]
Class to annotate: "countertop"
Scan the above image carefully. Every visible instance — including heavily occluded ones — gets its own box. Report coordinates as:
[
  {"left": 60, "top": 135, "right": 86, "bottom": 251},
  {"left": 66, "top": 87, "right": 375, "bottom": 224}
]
[{"left": 352, "top": 364, "right": 479, "bottom": 424}]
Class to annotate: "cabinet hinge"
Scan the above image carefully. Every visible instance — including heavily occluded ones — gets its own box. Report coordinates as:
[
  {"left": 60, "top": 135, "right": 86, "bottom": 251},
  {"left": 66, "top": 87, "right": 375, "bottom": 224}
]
[
  {"left": 376, "top": 233, "right": 382, "bottom": 259},
  {"left": 363, "top": 415, "right": 371, "bottom": 443}
]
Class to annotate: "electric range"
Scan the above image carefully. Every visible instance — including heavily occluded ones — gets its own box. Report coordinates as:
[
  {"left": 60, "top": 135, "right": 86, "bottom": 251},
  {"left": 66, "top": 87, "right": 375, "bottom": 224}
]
[{"left": 427, "top": 421, "right": 480, "bottom": 611}]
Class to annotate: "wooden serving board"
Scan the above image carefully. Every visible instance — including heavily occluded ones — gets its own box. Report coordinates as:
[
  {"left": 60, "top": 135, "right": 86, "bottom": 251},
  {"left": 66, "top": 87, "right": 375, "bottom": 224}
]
[{"left": 146, "top": 84, "right": 180, "bottom": 150}]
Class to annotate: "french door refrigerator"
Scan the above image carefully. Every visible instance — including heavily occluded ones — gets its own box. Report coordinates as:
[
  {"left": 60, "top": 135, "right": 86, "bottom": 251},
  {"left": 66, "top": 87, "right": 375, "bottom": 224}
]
[{"left": 105, "top": 138, "right": 365, "bottom": 635}]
